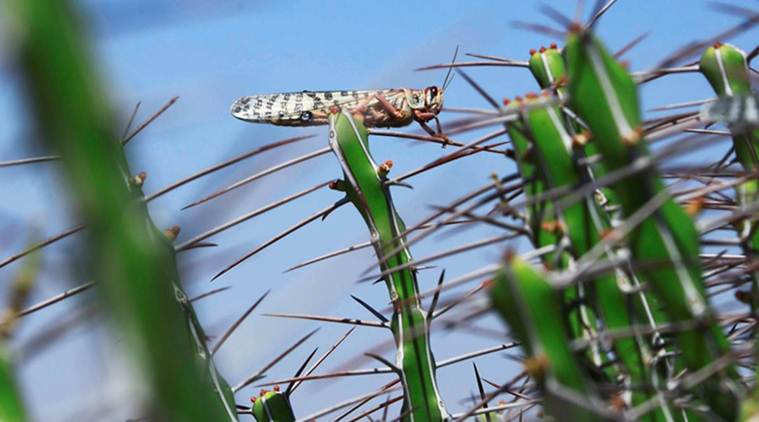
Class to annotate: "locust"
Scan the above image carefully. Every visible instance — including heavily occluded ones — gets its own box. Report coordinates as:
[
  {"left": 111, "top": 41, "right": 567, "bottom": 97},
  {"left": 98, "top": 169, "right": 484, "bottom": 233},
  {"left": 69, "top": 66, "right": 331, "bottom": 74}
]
[
  {"left": 230, "top": 49, "right": 457, "bottom": 138},
  {"left": 231, "top": 87, "right": 446, "bottom": 137}
]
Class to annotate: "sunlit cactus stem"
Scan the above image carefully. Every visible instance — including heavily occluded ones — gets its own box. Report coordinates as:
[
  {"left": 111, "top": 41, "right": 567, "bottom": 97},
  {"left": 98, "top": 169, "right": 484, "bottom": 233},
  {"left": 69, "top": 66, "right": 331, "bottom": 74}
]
[
  {"left": 565, "top": 27, "right": 743, "bottom": 419},
  {"left": 527, "top": 43, "right": 618, "bottom": 209},
  {"left": 6, "top": 1, "right": 237, "bottom": 420},
  {"left": 0, "top": 345, "right": 25, "bottom": 422},
  {"left": 489, "top": 254, "right": 612, "bottom": 420},
  {"left": 327, "top": 109, "right": 447, "bottom": 421},
  {"left": 502, "top": 100, "right": 604, "bottom": 369},
  {"left": 515, "top": 92, "right": 667, "bottom": 415},
  {"left": 699, "top": 42, "right": 759, "bottom": 307},
  {"left": 698, "top": 41, "right": 759, "bottom": 421},
  {"left": 0, "top": 254, "right": 38, "bottom": 422},
  {"left": 525, "top": 40, "right": 670, "bottom": 347}
]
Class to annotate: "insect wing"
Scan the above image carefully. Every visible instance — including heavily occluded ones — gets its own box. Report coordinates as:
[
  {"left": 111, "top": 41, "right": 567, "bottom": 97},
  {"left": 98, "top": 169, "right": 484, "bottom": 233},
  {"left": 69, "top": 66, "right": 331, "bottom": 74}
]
[{"left": 230, "top": 89, "right": 403, "bottom": 125}]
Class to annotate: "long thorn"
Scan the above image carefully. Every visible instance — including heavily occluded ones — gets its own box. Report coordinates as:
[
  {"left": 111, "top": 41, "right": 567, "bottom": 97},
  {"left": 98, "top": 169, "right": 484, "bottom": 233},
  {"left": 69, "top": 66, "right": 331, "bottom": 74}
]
[
  {"left": 345, "top": 395, "right": 403, "bottom": 422},
  {"left": 360, "top": 234, "right": 515, "bottom": 283},
  {"left": 262, "top": 312, "right": 390, "bottom": 329},
  {"left": 4, "top": 281, "right": 94, "bottom": 322},
  {"left": 436, "top": 343, "right": 520, "bottom": 369},
  {"left": 416, "top": 61, "right": 529, "bottom": 71},
  {"left": 368, "top": 129, "right": 505, "bottom": 154},
  {"left": 211, "top": 290, "right": 270, "bottom": 355},
  {"left": 211, "top": 202, "right": 343, "bottom": 282},
  {"left": 284, "top": 241, "right": 373, "bottom": 273},
  {"left": 284, "top": 347, "right": 319, "bottom": 396},
  {"left": 456, "top": 69, "right": 499, "bottom": 109},
  {"left": 364, "top": 173, "right": 520, "bottom": 274},
  {"left": 351, "top": 295, "right": 389, "bottom": 323},
  {"left": 120, "top": 101, "right": 142, "bottom": 140},
  {"left": 0, "top": 224, "right": 85, "bottom": 270},
  {"left": 391, "top": 129, "right": 508, "bottom": 183},
  {"left": 122, "top": 96, "right": 179, "bottom": 146},
  {"left": 0, "top": 155, "right": 60, "bottom": 168},
  {"left": 183, "top": 147, "right": 331, "bottom": 210},
  {"left": 189, "top": 286, "right": 231, "bottom": 303},
  {"left": 472, "top": 363, "right": 492, "bottom": 422},
  {"left": 257, "top": 367, "right": 393, "bottom": 387},
  {"left": 232, "top": 328, "right": 319, "bottom": 393},
  {"left": 584, "top": 0, "right": 618, "bottom": 29},
  {"left": 510, "top": 20, "right": 566, "bottom": 39},
  {"left": 296, "top": 383, "right": 403, "bottom": 422},
  {"left": 290, "top": 327, "right": 356, "bottom": 394},
  {"left": 466, "top": 53, "right": 530, "bottom": 67},
  {"left": 284, "top": 219, "right": 478, "bottom": 274},
  {"left": 614, "top": 31, "right": 649, "bottom": 58},
  {"left": 176, "top": 180, "right": 329, "bottom": 251},
  {"left": 144, "top": 134, "right": 315, "bottom": 202},
  {"left": 427, "top": 270, "right": 446, "bottom": 323}
]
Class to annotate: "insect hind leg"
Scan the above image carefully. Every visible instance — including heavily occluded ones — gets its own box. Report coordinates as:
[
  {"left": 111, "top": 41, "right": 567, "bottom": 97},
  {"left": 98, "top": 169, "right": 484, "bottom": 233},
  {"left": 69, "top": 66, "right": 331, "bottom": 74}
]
[{"left": 414, "top": 111, "right": 450, "bottom": 147}]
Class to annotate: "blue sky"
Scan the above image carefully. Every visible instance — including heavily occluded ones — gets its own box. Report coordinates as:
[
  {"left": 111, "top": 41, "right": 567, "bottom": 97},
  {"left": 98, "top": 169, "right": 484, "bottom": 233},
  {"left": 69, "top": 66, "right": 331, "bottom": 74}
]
[{"left": 1, "top": 1, "right": 757, "bottom": 420}]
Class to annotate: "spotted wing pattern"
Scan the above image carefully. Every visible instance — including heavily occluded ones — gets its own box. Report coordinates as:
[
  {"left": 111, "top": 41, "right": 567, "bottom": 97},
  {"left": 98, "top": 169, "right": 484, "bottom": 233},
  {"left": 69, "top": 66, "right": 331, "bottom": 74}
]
[{"left": 230, "top": 89, "right": 404, "bottom": 127}]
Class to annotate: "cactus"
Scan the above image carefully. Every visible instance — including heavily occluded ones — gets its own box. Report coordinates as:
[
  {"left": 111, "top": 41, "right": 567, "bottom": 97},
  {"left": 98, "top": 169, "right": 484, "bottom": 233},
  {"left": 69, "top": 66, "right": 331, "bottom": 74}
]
[
  {"left": 2, "top": 1, "right": 759, "bottom": 421},
  {"left": 489, "top": 254, "right": 609, "bottom": 420},
  {"left": 697, "top": 41, "right": 759, "bottom": 421},
  {"left": 250, "top": 387, "right": 295, "bottom": 422},
  {"left": 6, "top": 1, "right": 236, "bottom": 420},
  {"left": 564, "top": 26, "right": 743, "bottom": 419},
  {"left": 699, "top": 43, "right": 759, "bottom": 307},
  {"left": 327, "top": 108, "right": 447, "bottom": 421}
]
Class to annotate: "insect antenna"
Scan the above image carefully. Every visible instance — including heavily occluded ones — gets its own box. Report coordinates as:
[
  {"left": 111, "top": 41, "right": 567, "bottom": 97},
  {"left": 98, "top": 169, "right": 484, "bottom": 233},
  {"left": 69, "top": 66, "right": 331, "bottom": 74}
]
[{"left": 442, "top": 45, "right": 460, "bottom": 91}]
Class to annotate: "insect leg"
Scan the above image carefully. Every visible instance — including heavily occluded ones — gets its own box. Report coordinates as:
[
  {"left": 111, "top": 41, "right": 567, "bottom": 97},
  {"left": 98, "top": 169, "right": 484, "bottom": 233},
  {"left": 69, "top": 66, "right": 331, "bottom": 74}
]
[
  {"left": 414, "top": 111, "right": 451, "bottom": 147},
  {"left": 373, "top": 93, "right": 406, "bottom": 120}
]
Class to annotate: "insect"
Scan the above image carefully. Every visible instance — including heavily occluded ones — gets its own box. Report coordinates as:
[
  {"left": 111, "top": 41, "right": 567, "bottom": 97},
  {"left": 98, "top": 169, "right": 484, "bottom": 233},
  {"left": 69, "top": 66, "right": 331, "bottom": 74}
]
[
  {"left": 231, "top": 87, "right": 447, "bottom": 139},
  {"left": 230, "top": 49, "right": 457, "bottom": 138}
]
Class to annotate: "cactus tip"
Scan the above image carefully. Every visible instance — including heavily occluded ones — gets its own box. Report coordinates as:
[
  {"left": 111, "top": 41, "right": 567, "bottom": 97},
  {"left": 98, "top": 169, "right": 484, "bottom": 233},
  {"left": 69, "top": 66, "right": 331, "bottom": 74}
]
[
  {"left": 685, "top": 197, "right": 705, "bottom": 217},
  {"left": 482, "top": 278, "right": 495, "bottom": 289},
  {"left": 131, "top": 171, "right": 147, "bottom": 187},
  {"left": 523, "top": 354, "right": 549, "bottom": 378},
  {"left": 620, "top": 127, "right": 643, "bottom": 147},
  {"left": 164, "top": 225, "right": 181, "bottom": 241}
]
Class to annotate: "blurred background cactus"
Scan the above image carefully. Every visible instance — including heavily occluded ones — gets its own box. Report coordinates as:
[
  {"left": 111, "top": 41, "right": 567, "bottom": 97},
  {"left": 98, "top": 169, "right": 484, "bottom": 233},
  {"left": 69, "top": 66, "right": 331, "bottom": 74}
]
[{"left": 0, "top": 1, "right": 758, "bottom": 421}]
